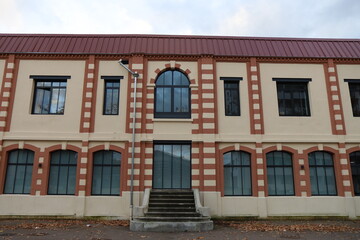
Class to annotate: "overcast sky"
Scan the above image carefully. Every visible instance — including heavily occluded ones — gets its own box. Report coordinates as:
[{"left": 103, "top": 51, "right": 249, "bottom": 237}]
[{"left": 1, "top": 0, "right": 359, "bottom": 38}]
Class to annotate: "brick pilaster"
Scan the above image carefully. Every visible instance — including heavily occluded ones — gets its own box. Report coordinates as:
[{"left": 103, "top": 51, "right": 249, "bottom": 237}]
[
  {"left": 247, "top": 58, "right": 264, "bottom": 134},
  {"left": 79, "top": 55, "right": 98, "bottom": 133},
  {"left": 324, "top": 59, "right": 346, "bottom": 135}
]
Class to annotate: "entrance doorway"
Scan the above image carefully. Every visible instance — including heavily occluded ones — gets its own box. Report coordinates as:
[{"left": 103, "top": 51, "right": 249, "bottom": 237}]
[{"left": 153, "top": 142, "right": 191, "bottom": 189}]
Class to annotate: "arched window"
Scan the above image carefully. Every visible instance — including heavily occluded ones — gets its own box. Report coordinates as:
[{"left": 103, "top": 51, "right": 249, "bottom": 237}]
[
  {"left": 308, "top": 151, "right": 337, "bottom": 196},
  {"left": 48, "top": 150, "right": 77, "bottom": 195},
  {"left": 350, "top": 151, "right": 360, "bottom": 196},
  {"left": 223, "top": 151, "right": 251, "bottom": 196},
  {"left": 266, "top": 151, "right": 294, "bottom": 196},
  {"left": 4, "top": 149, "right": 34, "bottom": 194},
  {"left": 92, "top": 150, "right": 121, "bottom": 195},
  {"left": 155, "top": 70, "right": 191, "bottom": 118}
]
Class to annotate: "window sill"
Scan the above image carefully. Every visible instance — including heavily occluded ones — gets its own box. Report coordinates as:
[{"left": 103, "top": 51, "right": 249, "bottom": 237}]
[{"left": 152, "top": 118, "right": 193, "bottom": 122}]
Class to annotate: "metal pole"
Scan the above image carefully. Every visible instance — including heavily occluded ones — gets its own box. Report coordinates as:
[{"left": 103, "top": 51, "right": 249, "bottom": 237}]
[{"left": 118, "top": 60, "right": 139, "bottom": 220}]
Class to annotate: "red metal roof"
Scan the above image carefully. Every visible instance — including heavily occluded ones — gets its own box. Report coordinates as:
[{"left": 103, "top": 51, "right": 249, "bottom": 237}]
[{"left": 0, "top": 34, "right": 360, "bottom": 59}]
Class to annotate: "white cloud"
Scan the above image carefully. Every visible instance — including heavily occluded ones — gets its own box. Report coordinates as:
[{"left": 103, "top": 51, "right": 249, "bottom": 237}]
[{"left": 0, "top": 0, "right": 24, "bottom": 32}]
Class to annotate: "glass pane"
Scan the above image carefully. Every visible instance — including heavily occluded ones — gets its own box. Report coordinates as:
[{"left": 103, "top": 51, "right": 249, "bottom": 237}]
[
  {"left": 241, "top": 152, "right": 250, "bottom": 166},
  {"left": 284, "top": 167, "right": 294, "bottom": 195},
  {"left": 267, "top": 167, "right": 276, "bottom": 195},
  {"left": 156, "top": 88, "right": 164, "bottom": 112},
  {"left": 4, "top": 165, "right": 16, "bottom": 193},
  {"left": 224, "top": 153, "right": 231, "bottom": 166},
  {"left": 325, "top": 167, "right": 336, "bottom": 195},
  {"left": 275, "top": 167, "right": 285, "bottom": 195},
  {"left": 181, "top": 73, "right": 189, "bottom": 85},
  {"left": 172, "top": 145, "right": 181, "bottom": 188},
  {"left": 182, "top": 145, "right": 191, "bottom": 188},
  {"left": 17, "top": 167, "right": 26, "bottom": 188},
  {"left": 153, "top": 145, "right": 164, "bottom": 188},
  {"left": 232, "top": 167, "right": 242, "bottom": 195},
  {"left": 111, "top": 166, "right": 120, "bottom": 195},
  {"left": 174, "top": 88, "right": 181, "bottom": 113},
  {"left": 274, "top": 152, "right": 283, "bottom": 166},
  {"left": 23, "top": 165, "right": 33, "bottom": 194},
  {"left": 42, "top": 88, "right": 51, "bottom": 113},
  {"left": 163, "top": 71, "right": 173, "bottom": 85},
  {"left": 60, "top": 151, "right": 70, "bottom": 164},
  {"left": 309, "top": 153, "right": 315, "bottom": 166},
  {"left": 232, "top": 152, "right": 241, "bottom": 165},
  {"left": 112, "top": 152, "right": 121, "bottom": 165},
  {"left": 112, "top": 89, "right": 119, "bottom": 114},
  {"left": 156, "top": 73, "right": 165, "bottom": 85},
  {"left": 105, "top": 89, "right": 112, "bottom": 114},
  {"left": 48, "top": 166, "right": 59, "bottom": 194},
  {"left": 103, "top": 151, "right": 112, "bottom": 165},
  {"left": 316, "top": 167, "right": 327, "bottom": 195},
  {"left": 57, "top": 166, "right": 69, "bottom": 194},
  {"left": 163, "top": 145, "right": 172, "bottom": 188},
  {"left": 242, "top": 166, "right": 251, "bottom": 195},
  {"left": 173, "top": 71, "right": 181, "bottom": 85},
  {"left": 163, "top": 88, "right": 171, "bottom": 112},
  {"left": 267, "top": 152, "right": 274, "bottom": 166},
  {"left": 57, "top": 88, "right": 66, "bottom": 114},
  {"left": 283, "top": 152, "right": 292, "bottom": 165},
  {"left": 92, "top": 166, "right": 102, "bottom": 194},
  {"left": 102, "top": 166, "right": 111, "bottom": 195},
  {"left": 69, "top": 152, "right": 77, "bottom": 165},
  {"left": 50, "top": 88, "right": 59, "bottom": 113},
  {"left": 67, "top": 166, "right": 76, "bottom": 195},
  {"left": 324, "top": 152, "right": 333, "bottom": 165},
  {"left": 34, "top": 89, "right": 45, "bottom": 113},
  {"left": 224, "top": 167, "right": 233, "bottom": 195},
  {"left": 310, "top": 167, "right": 318, "bottom": 195},
  {"left": 315, "top": 152, "right": 324, "bottom": 165},
  {"left": 94, "top": 152, "right": 103, "bottom": 165},
  {"left": 181, "top": 88, "right": 189, "bottom": 112}
]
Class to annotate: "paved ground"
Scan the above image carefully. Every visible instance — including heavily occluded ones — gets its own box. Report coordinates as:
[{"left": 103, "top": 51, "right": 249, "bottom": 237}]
[{"left": 0, "top": 219, "right": 359, "bottom": 240}]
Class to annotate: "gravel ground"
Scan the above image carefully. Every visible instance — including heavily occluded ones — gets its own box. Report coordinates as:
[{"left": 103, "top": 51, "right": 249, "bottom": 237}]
[{"left": 0, "top": 219, "right": 359, "bottom": 240}]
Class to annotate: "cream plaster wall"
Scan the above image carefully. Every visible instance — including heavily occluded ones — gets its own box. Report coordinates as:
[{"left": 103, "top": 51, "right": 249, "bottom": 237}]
[
  {"left": 336, "top": 64, "right": 360, "bottom": 138},
  {"left": 216, "top": 62, "right": 250, "bottom": 136},
  {"left": 10, "top": 60, "right": 85, "bottom": 134},
  {"left": 94, "top": 61, "right": 129, "bottom": 135},
  {"left": 0, "top": 60, "right": 5, "bottom": 90},
  {"left": 260, "top": 63, "right": 332, "bottom": 136}
]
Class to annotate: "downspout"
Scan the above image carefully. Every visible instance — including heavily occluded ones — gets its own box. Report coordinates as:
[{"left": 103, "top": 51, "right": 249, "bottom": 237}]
[{"left": 118, "top": 59, "right": 139, "bottom": 220}]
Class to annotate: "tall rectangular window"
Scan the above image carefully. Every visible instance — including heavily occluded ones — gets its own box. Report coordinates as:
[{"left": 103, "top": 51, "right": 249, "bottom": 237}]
[
  {"left": 221, "top": 77, "right": 242, "bottom": 116},
  {"left": 345, "top": 80, "right": 360, "bottom": 117},
  {"left": 31, "top": 76, "right": 70, "bottom": 114},
  {"left": 48, "top": 150, "right": 77, "bottom": 195},
  {"left": 102, "top": 76, "right": 123, "bottom": 115},
  {"left": 274, "top": 78, "right": 311, "bottom": 116}
]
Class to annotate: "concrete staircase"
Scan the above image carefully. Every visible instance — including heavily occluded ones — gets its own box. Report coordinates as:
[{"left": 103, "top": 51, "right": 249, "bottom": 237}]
[{"left": 130, "top": 189, "right": 213, "bottom": 232}]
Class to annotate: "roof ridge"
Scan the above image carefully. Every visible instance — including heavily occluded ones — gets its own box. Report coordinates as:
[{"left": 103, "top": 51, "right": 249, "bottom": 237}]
[{"left": 0, "top": 33, "right": 359, "bottom": 42}]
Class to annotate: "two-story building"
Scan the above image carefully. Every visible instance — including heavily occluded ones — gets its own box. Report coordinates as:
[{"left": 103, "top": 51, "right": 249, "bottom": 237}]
[{"left": 0, "top": 34, "right": 359, "bottom": 219}]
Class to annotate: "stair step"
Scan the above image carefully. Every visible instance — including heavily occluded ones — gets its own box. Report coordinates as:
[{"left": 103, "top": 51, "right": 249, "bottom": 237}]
[
  {"left": 148, "top": 207, "right": 196, "bottom": 212},
  {"left": 150, "top": 199, "right": 194, "bottom": 203},
  {"left": 150, "top": 194, "right": 194, "bottom": 198},
  {"left": 135, "top": 216, "right": 210, "bottom": 222}
]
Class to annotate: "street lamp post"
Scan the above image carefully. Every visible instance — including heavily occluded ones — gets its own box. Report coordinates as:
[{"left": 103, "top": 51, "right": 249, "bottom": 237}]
[{"left": 118, "top": 59, "right": 139, "bottom": 220}]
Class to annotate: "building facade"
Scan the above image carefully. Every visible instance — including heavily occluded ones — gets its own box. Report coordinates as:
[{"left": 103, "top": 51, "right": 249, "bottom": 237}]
[{"left": 0, "top": 34, "right": 359, "bottom": 218}]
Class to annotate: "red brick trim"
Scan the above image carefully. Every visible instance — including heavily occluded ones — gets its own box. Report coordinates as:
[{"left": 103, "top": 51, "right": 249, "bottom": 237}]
[
  {"left": 303, "top": 146, "right": 344, "bottom": 197},
  {"left": 247, "top": 58, "right": 265, "bottom": 135},
  {"left": 85, "top": 144, "right": 126, "bottom": 196},
  {"left": 323, "top": 59, "right": 346, "bottom": 135},
  {"left": 218, "top": 145, "right": 257, "bottom": 197},
  {"left": 79, "top": 55, "right": 98, "bottom": 133}
]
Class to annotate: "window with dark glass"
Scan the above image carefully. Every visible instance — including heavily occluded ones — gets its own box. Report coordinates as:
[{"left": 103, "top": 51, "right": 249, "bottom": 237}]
[
  {"left": 102, "top": 76, "right": 123, "bottom": 115},
  {"left": 350, "top": 151, "right": 360, "bottom": 196},
  {"left": 274, "top": 78, "right": 311, "bottom": 116},
  {"left": 223, "top": 151, "right": 251, "bottom": 196},
  {"left": 153, "top": 142, "right": 191, "bottom": 189},
  {"left": 266, "top": 151, "right": 294, "bottom": 196},
  {"left": 309, "top": 151, "right": 337, "bottom": 196},
  {"left": 48, "top": 150, "right": 77, "bottom": 195},
  {"left": 4, "top": 149, "right": 34, "bottom": 194},
  {"left": 31, "top": 76, "right": 70, "bottom": 114},
  {"left": 221, "top": 77, "right": 242, "bottom": 116},
  {"left": 345, "top": 80, "right": 360, "bottom": 117},
  {"left": 92, "top": 150, "right": 121, "bottom": 195},
  {"left": 155, "top": 70, "right": 190, "bottom": 118}
]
